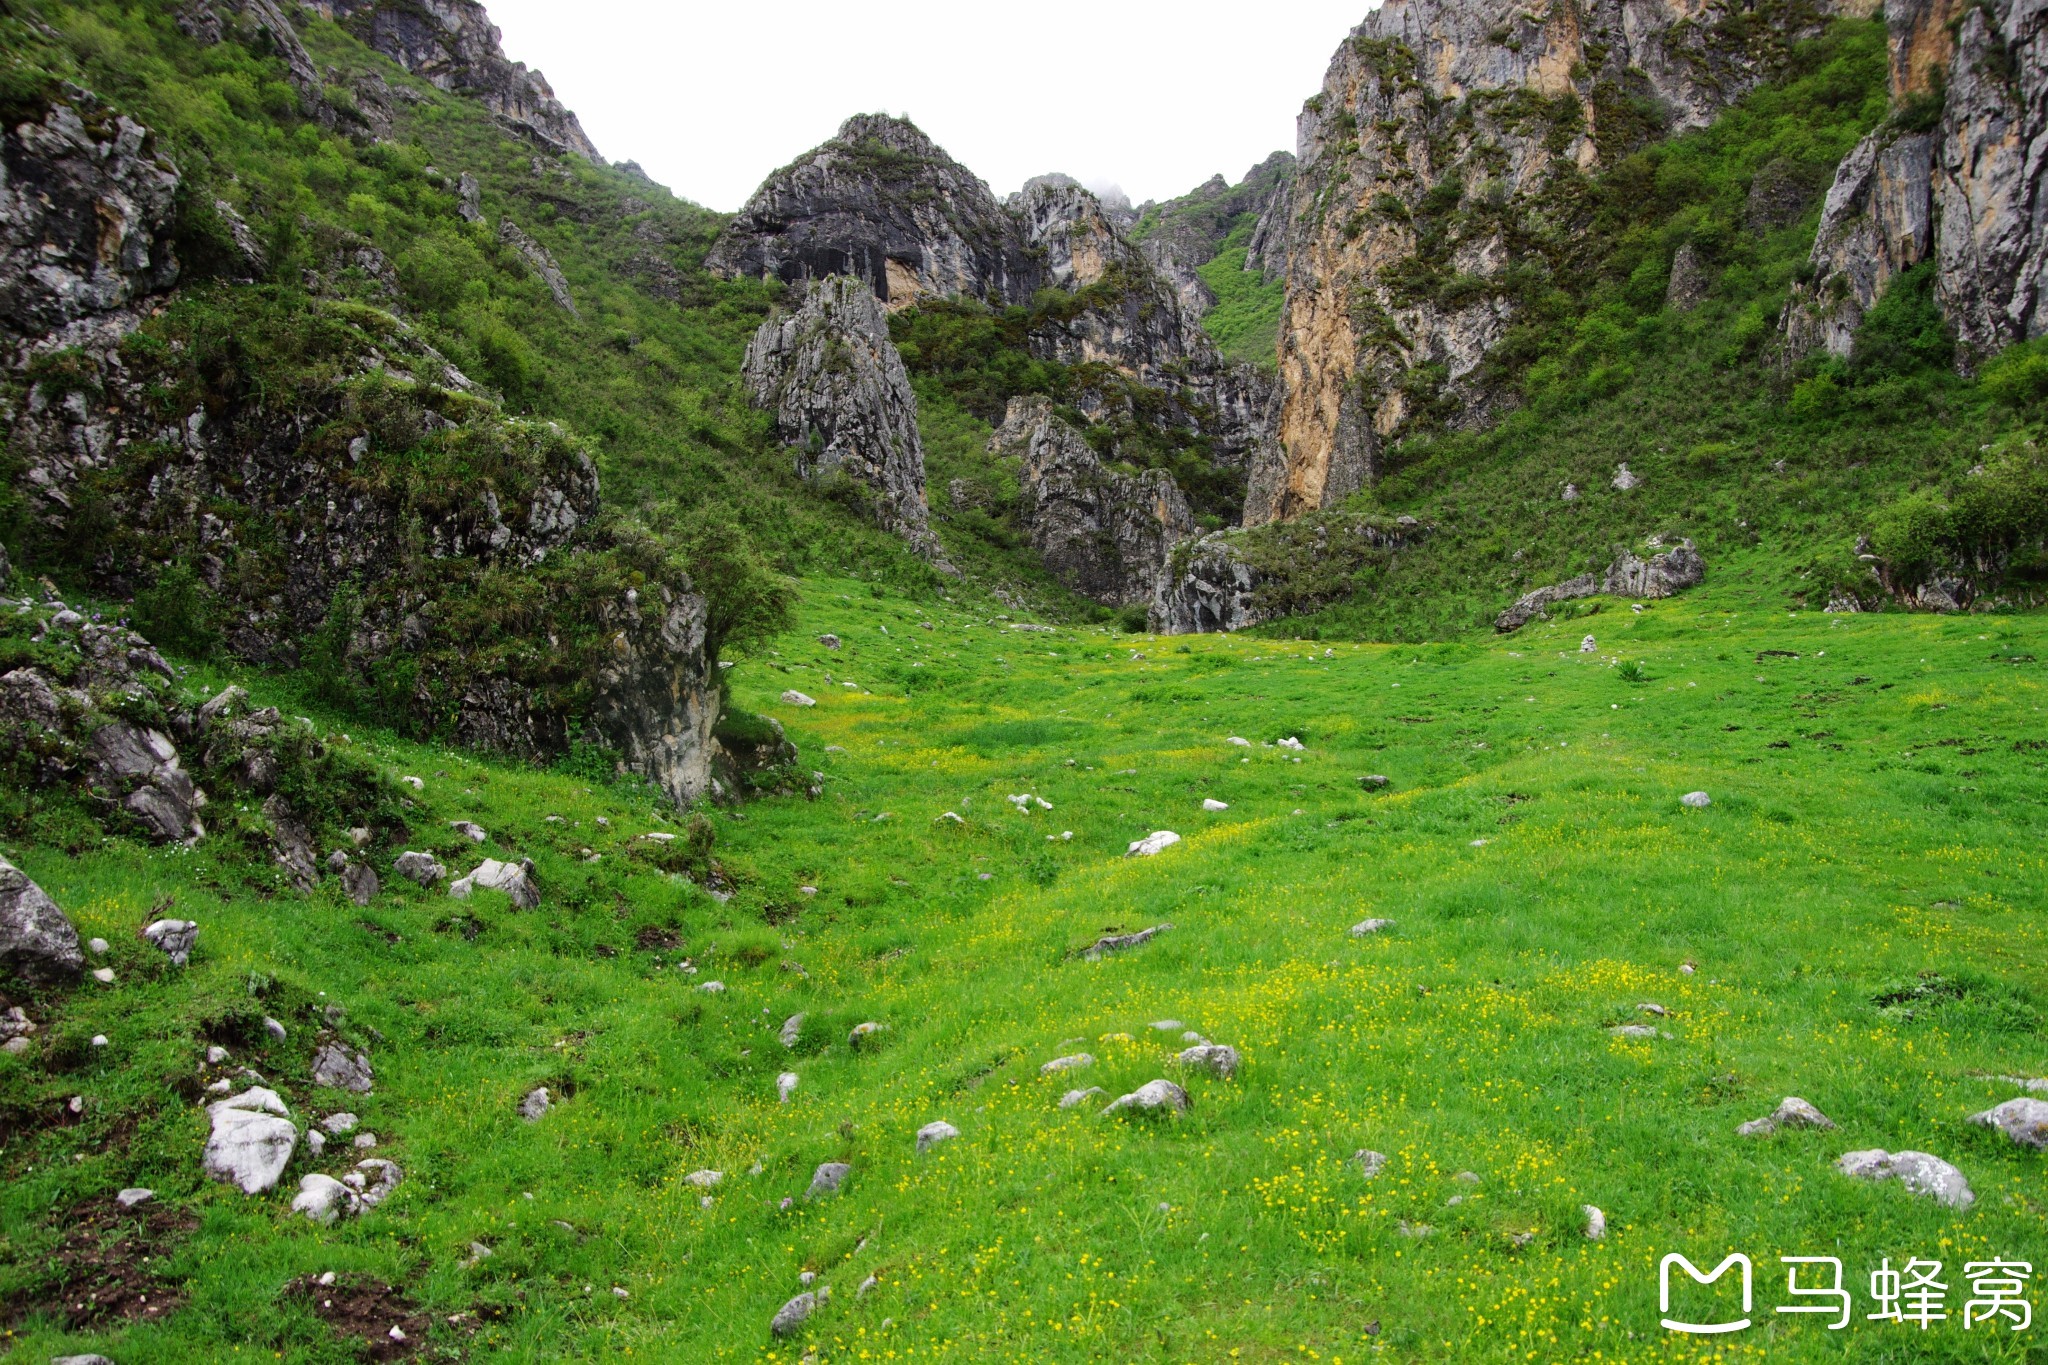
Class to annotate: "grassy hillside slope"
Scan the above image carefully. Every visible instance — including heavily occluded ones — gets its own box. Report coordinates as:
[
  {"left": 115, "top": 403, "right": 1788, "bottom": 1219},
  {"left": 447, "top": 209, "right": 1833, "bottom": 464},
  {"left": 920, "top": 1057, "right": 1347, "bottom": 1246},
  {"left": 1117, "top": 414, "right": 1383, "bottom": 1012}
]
[{"left": 2, "top": 575, "right": 2042, "bottom": 1361}]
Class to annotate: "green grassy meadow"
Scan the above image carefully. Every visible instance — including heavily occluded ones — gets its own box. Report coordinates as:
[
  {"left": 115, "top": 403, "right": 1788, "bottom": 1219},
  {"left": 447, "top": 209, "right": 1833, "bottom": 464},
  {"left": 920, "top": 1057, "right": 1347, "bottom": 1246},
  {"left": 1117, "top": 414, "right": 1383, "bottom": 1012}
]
[{"left": 3, "top": 565, "right": 2044, "bottom": 1363}]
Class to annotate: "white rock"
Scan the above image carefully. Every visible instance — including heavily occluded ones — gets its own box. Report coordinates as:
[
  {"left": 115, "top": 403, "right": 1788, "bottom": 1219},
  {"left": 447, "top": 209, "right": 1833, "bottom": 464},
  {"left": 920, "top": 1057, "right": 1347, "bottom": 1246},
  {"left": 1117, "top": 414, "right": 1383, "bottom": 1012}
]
[
  {"left": 322, "top": 1112, "right": 359, "bottom": 1134},
  {"left": 1226, "top": 737, "right": 1251, "bottom": 747},
  {"left": 206, "top": 1045, "right": 230, "bottom": 1064},
  {"left": 1040, "top": 1053, "right": 1094, "bottom": 1075},
  {"left": 1681, "top": 791, "right": 1712, "bottom": 808},
  {"left": 699, "top": 980, "right": 726, "bottom": 993},
  {"left": 1059, "top": 1087, "right": 1106, "bottom": 1109},
  {"left": 1125, "top": 831, "right": 1181, "bottom": 857},
  {"left": 916, "top": 1120, "right": 960, "bottom": 1154},
  {"left": 1580, "top": 635, "right": 1597, "bottom": 653},
  {"left": 307, "top": 1130, "right": 327, "bottom": 1156},
  {"left": 292, "top": 1173, "right": 361, "bottom": 1225},
  {"left": 88, "top": 937, "right": 110, "bottom": 956},
  {"left": 771, "top": 1291, "right": 817, "bottom": 1336},
  {"left": 1967, "top": 1097, "right": 2048, "bottom": 1150},
  {"left": 685, "top": 1169, "right": 724, "bottom": 1188},
  {"left": 1612, "top": 462, "right": 1641, "bottom": 491},
  {"left": 1277, "top": 737, "right": 1305, "bottom": 751},
  {"left": 1201, "top": 799, "right": 1229, "bottom": 812},
  {"left": 1149, "top": 1020, "right": 1182, "bottom": 1031},
  {"left": 450, "top": 820, "right": 488, "bottom": 843},
  {"left": 518, "top": 1087, "right": 551, "bottom": 1122},
  {"left": 1737, "top": 1096, "right": 1836, "bottom": 1137},
  {"left": 1836, "top": 1149, "right": 1975, "bottom": 1209},
  {"left": 401, "top": 775, "right": 425, "bottom": 791},
  {"left": 1608, "top": 1024, "right": 1665, "bottom": 1039},
  {"left": 92, "top": 967, "right": 115, "bottom": 984},
  {"left": 849, "top": 1021, "right": 887, "bottom": 1047},
  {"left": 1177, "top": 1044, "right": 1240, "bottom": 1079},
  {"left": 354, "top": 1157, "right": 402, "bottom": 1207},
  {"left": 1353, "top": 1150, "right": 1387, "bottom": 1179},
  {"left": 780, "top": 691, "right": 817, "bottom": 708},
  {"left": 393, "top": 851, "right": 447, "bottom": 886},
  {"left": 777, "top": 1072, "right": 800, "bottom": 1103},
  {"left": 779, "top": 1013, "right": 805, "bottom": 1048},
  {"left": 91, "top": 1034, "right": 108, "bottom": 1048},
  {"left": 116, "top": 1187, "right": 155, "bottom": 1208},
  {"left": 807, "top": 1162, "right": 851, "bottom": 1198},
  {"left": 450, "top": 859, "right": 539, "bottom": 910},
  {"left": 203, "top": 1088, "right": 297, "bottom": 1194},
  {"left": 1101, "top": 1079, "right": 1190, "bottom": 1117},
  {"left": 1351, "top": 919, "right": 1393, "bottom": 936},
  {"left": 262, "top": 1018, "right": 287, "bottom": 1043},
  {"left": 1583, "top": 1205, "right": 1607, "bottom": 1240}
]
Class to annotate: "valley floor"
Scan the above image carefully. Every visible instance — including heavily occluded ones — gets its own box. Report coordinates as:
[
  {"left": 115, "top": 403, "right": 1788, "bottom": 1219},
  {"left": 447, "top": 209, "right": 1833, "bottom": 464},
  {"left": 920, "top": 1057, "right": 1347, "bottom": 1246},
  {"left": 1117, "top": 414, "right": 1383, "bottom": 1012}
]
[{"left": 2, "top": 574, "right": 2045, "bottom": 1363}]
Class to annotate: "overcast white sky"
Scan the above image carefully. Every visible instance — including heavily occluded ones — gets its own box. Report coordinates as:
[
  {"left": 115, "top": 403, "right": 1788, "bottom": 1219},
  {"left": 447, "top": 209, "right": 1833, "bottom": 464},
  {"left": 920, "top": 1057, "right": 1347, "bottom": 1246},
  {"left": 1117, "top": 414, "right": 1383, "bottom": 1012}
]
[{"left": 481, "top": 0, "right": 1374, "bottom": 212}]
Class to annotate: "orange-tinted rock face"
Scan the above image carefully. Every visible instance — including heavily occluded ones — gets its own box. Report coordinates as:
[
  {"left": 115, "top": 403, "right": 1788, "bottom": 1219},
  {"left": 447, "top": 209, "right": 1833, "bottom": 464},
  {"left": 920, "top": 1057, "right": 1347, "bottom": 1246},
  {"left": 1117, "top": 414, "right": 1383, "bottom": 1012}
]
[
  {"left": 1257, "top": 0, "right": 1866, "bottom": 525},
  {"left": 1788, "top": 0, "right": 2048, "bottom": 366}
]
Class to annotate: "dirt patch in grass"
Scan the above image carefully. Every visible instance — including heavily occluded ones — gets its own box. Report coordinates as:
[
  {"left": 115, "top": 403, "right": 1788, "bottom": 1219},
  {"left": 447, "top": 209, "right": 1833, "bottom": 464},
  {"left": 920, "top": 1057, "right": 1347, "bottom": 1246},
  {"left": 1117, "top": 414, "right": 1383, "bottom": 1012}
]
[
  {"left": 282, "top": 1273, "right": 438, "bottom": 1361},
  {"left": 1, "top": 1197, "right": 198, "bottom": 1330}
]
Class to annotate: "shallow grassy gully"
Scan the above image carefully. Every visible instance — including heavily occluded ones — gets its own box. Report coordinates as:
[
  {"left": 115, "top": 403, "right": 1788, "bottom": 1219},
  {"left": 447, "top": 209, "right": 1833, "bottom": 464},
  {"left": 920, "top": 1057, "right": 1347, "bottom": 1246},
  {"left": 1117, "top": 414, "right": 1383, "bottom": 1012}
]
[{"left": 3, "top": 561, "right": 2045, "bottom": 1363}]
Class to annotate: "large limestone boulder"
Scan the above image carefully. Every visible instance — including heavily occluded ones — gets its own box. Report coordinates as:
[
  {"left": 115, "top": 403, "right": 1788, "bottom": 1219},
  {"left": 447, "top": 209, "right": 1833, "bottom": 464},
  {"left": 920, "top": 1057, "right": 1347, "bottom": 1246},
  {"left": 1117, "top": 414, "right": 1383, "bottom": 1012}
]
[
  {"left": 0, "top": 857, "right": 83, "bottom": 983},
  {"left": 203, "top": 1087, "right": 298, "bottom": 1195}
]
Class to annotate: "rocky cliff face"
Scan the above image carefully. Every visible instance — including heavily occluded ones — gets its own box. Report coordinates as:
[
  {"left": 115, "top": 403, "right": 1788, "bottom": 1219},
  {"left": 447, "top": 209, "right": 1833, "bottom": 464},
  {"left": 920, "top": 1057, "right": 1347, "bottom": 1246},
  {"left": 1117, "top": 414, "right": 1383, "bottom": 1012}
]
[
  {"left": 744, "top": 275, "right": 950, "bottom": 566},
  {"left": 708, "top": 116, "right": 1034, "bottom": 309},
  {"left": 1, "top": 88, "right": 727, "bottom": 808},
  {"left": 1130, "top": 153, "right": 1295, "bottom": 321},
  {"left": 1014, "top": 181, "right": 1272, "bottom": 466},
  {"left": 1787, "top": 0, "right": 2048, "bottom": 363},
  {"left": 710, "top": 116, "right": 1275, "bottom": 478},
  {"left": 1150, "top": 534, "right": 1265, "bottom": 634},
  {"left": 0, "top": 87, "right": 180, "bottom": 356},
  {"left": 1258, "top": 0, "right": 1874, "bottom": 524},
  {"left": 994, "top": 398, "right": 1196, "bottom": 607},
  {"left": 305, "top": 0, "right": 601, "bottom": 161}
]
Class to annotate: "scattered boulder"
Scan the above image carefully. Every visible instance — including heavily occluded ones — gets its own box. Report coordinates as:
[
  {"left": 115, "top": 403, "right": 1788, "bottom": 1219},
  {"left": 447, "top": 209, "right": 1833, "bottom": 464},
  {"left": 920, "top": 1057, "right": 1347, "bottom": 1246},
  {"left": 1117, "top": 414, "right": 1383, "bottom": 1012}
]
[
  {"left": 781, "top": 690, "right": 817, "bottom": 708},
  {"left": 1737, "top": 1096, "right": 1836, "bottom": 1137},
  {"left": 292, "top": 1172, "right": 361, "bottom": 1225},
  {"left": 1082, "top": 924, "right": 1173, "bottom": 961},
  {"left": 1608, "top": 1024, "right": 1666, "bottom": 1040},
  {"left": 1101, "top": 1079, "right": 1190, "bottom": 1117},
  {"left": 779, "top": 1013, "right": 805, "bottom": 1048},
  {"left": 1177, "top": 1044, "right": 1240, "bottom": 1079},
  {"left": 338, "top": 860, "right": 379, "bottom": 907},
  {"left": 1353, "top": 1149, "right": 1387, "bottom": 1179},
  {"left": 1125, "top": 831, "right": 1181, "bottom": 858},
  {"left": 451, "top": 859, "right": 539, "bottom": 910},
  {"left": 807, "top": 1161, "right": 851, "bottom": 1199},
  {"left": 1351, "top": 919, "right": 1393, "bottom": 936},
  {"left": 1041, "top": 1053, "right": 1094, "bottom": 1075},
  {"left": 310, "top": 1042, "right": 374, "bottom": 1094},
  {"left": 348, "top": 1157, "right": 403, "bottom": 1208},
  {"left": 264, "top": 796, "right": 320, "bottom": 892},
  {"left": 1612, "top": 463, "right": 1642, "bottom": 491},
  {"left": 115, "top": 1187, "right": 154, "bottom": 1209},
  {"left": 393, "top": 852, "right": 447, "bottom": 886},
  {"left": 916, "top": 1120, "right": 959, "bottom": 1154},
  {"left": 777, "top": 1072, "right": 799, "bottom": 1103},
  {"left": 818, "top": 634, "right": 841, "bottom": 650},
  {"left": 1836, "top": 1149, "right": 1975, "bottom": 1209},
  {"left": 261, "top": 1016, "right": 288, "bottom": 1043},
  {"left": 0, "top": 856, "right": 84, "bottom": 983},
  {"left": 518, "top": 1087, "right": 551, "bottom": 1122},
  {"left": 1059, "top": 1087, "right": 1107, "bottom": 1109},
  {"left": 1583, "top": 1205, "right": 1607, "bottom": 1240},
  {"left": 202, "top": 1087, "right": 298, "bottom": 1194},
  {"left": 1967, "top": 1098, "right": 2048, "bottom": 1150},
  {"left": 142, "top": 918, "right": 199, "bottom": 967},
  {"left": 1358, "top": 775, "right": 1390, "bottom": 790},
  {"left": 1681, "top": 792, "right": 1712, "bottom": 809},
  {"left": 450, "top": 821, "right": 489, "bottom": 844},
  {"left": 322, "top": 1112, "right": 359, "bottom": 1134},
  {"left": 771, "top": 1291, "right": 817, "bottom": 1337},
  {"left": 685, "top": 1170, "right": 723, "bottom": 1188},
  {"left": 1201, "top": 798, "right": 1229, "bottom": 812}
]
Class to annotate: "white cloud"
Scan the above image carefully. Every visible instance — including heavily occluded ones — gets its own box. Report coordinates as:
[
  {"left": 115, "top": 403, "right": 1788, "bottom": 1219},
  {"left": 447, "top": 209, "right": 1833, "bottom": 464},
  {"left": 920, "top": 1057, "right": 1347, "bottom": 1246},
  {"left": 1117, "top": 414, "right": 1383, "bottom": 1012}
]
[{"left": 478, "top": 0, "right": 1373, "bottom": 211}]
